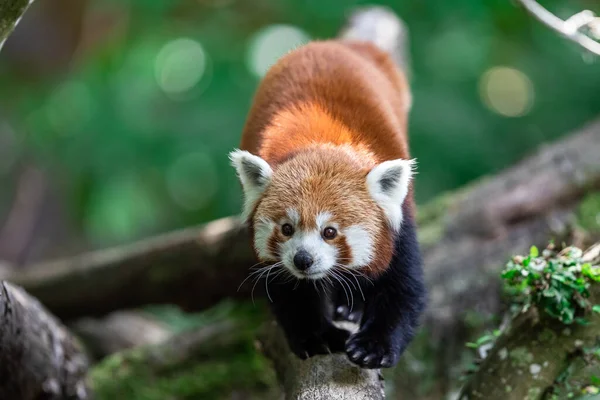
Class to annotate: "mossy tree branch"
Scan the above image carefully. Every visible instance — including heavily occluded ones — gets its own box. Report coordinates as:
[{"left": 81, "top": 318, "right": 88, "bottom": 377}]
[
  {"left": 459, "top": 243, "right": 600, "bottom": 400},
  {"left": 0, "top": 0, "right": 35, "bottom": 50},
  {"left": 89, "top": 318, "right": 279, "bottom": 400}
]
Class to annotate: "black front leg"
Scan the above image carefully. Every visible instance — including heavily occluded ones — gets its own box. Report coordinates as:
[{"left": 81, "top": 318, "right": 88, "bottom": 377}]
[
  {"left": 346, "top": 212, "right": 427, "bottom": 369},
  {"left": 269, "top": 277, "right": 349, "bottom": 359}
]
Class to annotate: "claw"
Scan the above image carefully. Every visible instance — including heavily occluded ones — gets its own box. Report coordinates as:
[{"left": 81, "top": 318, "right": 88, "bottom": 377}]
[
  {"left": 380, "top": 356, "right": 392, "bottom": 368},
  {"left": 349, "top": 349, "right": 366, "bottom": 361},
  {"left": 363, "top": 354, "right": 376, "bottom": 364}
]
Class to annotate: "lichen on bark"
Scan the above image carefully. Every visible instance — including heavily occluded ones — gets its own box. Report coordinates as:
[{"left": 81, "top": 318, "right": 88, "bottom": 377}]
[
  {"left": 459, "top": 243, "right": 600, "bottom": 400},
  {"left": 0, "top": 0, "right": 34, "bottom": 49}
]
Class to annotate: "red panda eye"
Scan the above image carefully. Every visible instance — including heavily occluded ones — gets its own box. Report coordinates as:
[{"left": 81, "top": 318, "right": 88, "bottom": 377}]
[
  {"left": 281, "top": 223, "right": 294, "bottom": 236},
  {"left": 322, "top": 227, "right": 337, "bottom": 240}
]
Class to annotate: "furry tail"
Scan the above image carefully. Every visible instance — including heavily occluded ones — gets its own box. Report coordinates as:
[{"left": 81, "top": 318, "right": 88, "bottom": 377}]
[{"left": 338, "top": 6, "right": 411, "bottom": 78}]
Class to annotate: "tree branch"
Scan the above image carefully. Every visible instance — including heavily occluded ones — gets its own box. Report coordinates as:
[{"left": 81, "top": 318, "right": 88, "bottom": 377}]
[
  {"left": 459, "top": 242, "right": 600, "bottom": 399},
  {"left": 0, "top": 0, "right": 35, "bottom": 51},
  {"left": 0, "top": 281, "right": 89, "bottom": 400},
  {"left": 259, "top": 321, "right": 385, "bottom": 400},
  {"left": 515, "top": 0, "right": 600, "bottom": 55},
  {"left": 71, "top": 310, "right": 173, "bottom": 360},
  {"left": 0, "top": 217, "right": 255, "bottom": 319}
]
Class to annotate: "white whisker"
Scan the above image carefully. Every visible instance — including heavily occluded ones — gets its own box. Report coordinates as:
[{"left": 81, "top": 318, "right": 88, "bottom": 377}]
[
  {"left": 330, "top": 269, "right": 353, "bottom": 312},
  {"left": 265, "top": 266, "right": 273, "bottom": 303}
]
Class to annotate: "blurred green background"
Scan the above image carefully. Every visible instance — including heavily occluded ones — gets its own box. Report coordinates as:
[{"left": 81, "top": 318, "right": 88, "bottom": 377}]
[{"left": 0, "top": 0, "right": 599, "bottom": 262}]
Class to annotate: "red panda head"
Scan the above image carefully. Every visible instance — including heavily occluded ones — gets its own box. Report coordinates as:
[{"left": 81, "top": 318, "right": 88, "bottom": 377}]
[{"left": 230, "top": 145, "right": 415, "bottom": 279}]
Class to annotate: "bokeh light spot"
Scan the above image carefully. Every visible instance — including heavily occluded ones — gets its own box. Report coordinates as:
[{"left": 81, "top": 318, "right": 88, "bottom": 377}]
[
  {"left": 247, "top": 24, "right": 310, "bottom": 78},
  {"left": 155, "top": 38, "right": 206, "bottom": 95},
  {"left": 479, "top": 66, "right": 534, "bottom": 117},
  {"left": 166, "top": 152, "right": 218, "bottom": 211}
]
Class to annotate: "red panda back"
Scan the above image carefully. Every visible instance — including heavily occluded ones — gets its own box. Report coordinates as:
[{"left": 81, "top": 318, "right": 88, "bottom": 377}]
[{"left": 239, "top": 40, "right": 412, "bottom": 166}]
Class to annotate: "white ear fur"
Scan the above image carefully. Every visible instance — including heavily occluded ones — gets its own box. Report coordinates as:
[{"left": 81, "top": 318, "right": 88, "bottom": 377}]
[
  {"left": 366, "top": 158, "right": 416, "bottom": 232},
  {"left": 229, "top": 149, "right": 273, "bottom": 221}
]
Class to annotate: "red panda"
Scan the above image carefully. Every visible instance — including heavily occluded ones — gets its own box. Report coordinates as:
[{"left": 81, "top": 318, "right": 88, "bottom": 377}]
[{"left": 230, "top": 9, "right": 426, "bottom": 369}]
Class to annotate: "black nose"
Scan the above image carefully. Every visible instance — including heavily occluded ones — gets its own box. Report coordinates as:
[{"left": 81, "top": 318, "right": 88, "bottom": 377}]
[{"left": 293, "top": 250, "right": 314, "bottom": 271}]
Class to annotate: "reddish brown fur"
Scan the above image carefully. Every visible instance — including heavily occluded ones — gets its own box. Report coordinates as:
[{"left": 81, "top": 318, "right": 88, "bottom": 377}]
[{"left": 240, "top": 39, "right": 414, "bottom": 275}]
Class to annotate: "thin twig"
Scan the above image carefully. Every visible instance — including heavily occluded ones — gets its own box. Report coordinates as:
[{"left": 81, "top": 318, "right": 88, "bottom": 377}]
[{"left": 515, "top": 0, "right": 600, "bottom": 55}]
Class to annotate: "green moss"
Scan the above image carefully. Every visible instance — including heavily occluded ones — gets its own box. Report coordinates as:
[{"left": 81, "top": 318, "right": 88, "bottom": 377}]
[
  {"left": 416, "top": 191, "right": 456, "bottom": 226},
  {"left": 90, "top": 334, "right": 277, "bottom": 400},
  {"left": 538, "top": 328, "right": 557, "bottom": 343},
  {"left": 90, "top": 301, "right": 278, "bottom": 400},
  {"left": 509, "top": 347, "right": 533, "bottom": 368},
  {"left": 416, "top": 189, "right": 466, "bottom": 247},
  {"left": 525, "top": 387, "right": 541, "bottom": 399},
  {"left": 577, "top": 192, "right": 600, "bottom": 234}
]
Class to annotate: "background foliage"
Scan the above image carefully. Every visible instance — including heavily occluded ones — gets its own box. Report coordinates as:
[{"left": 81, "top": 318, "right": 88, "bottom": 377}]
[{"left": 0, "top": 0, "right": 599, "bottom": 254}]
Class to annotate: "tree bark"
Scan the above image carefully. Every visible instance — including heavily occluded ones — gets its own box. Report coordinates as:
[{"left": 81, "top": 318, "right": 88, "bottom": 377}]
[
  {"left": 0, "top": 0, "right": 35, "bottom": 49},
  {"left": 459, "top": 243, "right": 600, "bottom": 400},
  {"left": 0, "top": 217, "right": 255, "bottom": 320},
  {"left": 0, "top": 281, "right": 89, "bottom": 400},
  {"left": 259, "top": 321, "right": 385, "bottom": 400}
]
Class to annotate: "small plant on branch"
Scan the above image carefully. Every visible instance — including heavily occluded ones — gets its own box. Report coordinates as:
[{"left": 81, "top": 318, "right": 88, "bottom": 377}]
[{"left": 501, "top": 243, "right": 600, "bottom": 325}]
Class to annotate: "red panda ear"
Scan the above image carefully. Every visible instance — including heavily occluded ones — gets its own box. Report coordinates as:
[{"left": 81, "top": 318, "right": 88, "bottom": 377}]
[
  {"left": 229, "top": 149, "right": 273, "bottom": 221},
  {"left": 366, "top": 158, "right": 416, "bottom": 232}
]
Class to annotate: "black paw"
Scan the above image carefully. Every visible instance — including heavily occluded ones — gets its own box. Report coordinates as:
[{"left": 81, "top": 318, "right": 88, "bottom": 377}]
[
  {"left": 345, "top": 330, "right": 400, "bottom": 369},
  {"left": 334, "top": 305, "right": 362, "bottom": 323},
  {"left": 288, "top": 326, "right": 350, "bottom": 360}
]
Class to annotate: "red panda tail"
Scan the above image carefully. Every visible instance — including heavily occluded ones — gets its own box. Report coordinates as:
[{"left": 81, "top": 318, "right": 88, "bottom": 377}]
[{"left": 338, "top": 6, "right": 412, "bottom": 79}]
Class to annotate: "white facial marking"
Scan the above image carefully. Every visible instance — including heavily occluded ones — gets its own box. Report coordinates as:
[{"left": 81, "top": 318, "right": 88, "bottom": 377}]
[
  {"left": 316, "top": 211, "right": 333, "bottom": 229},
  {"left": 280, "top": 230, "right": 336, "bottom": 280},
  {"left": 366, "top": 158, "right": 416, "bottom": 232},
  {"left": 344, "top": 225, "right": 374, "bottom": 268},
  {"left": 229, "top": 149, "right": 273, "bottom": 221},
  {"left": 286, "top": 208, "right": 300, "bottom": 225},
  {"left": 253, "top": 217, "right": 276, "bottom": 261}
]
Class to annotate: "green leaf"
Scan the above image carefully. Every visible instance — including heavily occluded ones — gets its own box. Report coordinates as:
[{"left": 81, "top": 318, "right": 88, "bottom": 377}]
[
  {"left": 530, "top": 246, "right": 539, "bottom": 257},
  {"left": 583, "top": 263, "right": 600, "bottom": 282},
  {"left": 592, "top": 305, "right": 600, "bottom": 314}
]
